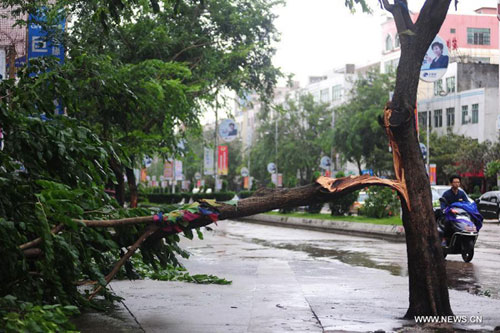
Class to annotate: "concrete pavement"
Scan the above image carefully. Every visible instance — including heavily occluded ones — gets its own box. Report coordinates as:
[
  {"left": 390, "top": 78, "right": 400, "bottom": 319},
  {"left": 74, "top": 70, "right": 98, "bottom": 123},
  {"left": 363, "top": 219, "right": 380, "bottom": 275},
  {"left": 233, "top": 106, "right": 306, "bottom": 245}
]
[{"left": 75, "top": 219, "right": 500, "bottom": 333}]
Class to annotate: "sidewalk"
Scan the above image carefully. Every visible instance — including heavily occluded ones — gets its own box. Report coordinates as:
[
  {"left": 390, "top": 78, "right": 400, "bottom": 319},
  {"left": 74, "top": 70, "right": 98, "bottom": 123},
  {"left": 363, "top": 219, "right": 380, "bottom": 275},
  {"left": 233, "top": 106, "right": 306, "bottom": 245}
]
[{"left": 239, "top": 213, "right": 406, "bottom": 241}]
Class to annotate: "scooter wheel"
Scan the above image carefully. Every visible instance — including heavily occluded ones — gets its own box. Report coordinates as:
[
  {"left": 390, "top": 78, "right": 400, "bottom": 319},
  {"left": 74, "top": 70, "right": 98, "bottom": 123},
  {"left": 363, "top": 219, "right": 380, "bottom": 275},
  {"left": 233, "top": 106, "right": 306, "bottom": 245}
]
[{"left": 461, "top": 238, "right": 475, "bottom": 262}]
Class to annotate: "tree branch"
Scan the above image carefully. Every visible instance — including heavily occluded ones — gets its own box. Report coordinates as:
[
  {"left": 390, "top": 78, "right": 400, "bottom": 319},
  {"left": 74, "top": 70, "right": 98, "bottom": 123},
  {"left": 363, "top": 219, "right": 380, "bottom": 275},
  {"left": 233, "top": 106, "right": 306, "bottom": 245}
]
[
  {"left": 88, "top": 224, "right": 160, "bottom": 300},
  {"left": 19, "top": 224, "right": 64, "bottom": 250},
  {"left": 379, "top": 0, "right": 395, "bottom": 12}
]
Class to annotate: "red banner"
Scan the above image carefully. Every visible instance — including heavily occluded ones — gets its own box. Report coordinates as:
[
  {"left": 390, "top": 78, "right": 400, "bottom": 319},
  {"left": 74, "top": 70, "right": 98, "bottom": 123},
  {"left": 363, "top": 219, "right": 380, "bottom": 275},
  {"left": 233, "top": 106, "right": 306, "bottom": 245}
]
[
  {"left": 140, "top": 168, "right": 147, "bottom": 182},
  {"left": 243, "top": 176, "right": 249, "bottom": 189},
  {"left": 217, "top": 145, "right": 228, "bottom": 175}
]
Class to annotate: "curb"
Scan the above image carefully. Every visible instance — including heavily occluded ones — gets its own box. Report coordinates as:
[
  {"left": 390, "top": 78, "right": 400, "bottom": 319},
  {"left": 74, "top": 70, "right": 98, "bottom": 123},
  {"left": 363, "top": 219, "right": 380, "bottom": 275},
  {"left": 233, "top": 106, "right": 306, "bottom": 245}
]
[{"left": 236, "top": 214, "right": 406, "bottom": 242}]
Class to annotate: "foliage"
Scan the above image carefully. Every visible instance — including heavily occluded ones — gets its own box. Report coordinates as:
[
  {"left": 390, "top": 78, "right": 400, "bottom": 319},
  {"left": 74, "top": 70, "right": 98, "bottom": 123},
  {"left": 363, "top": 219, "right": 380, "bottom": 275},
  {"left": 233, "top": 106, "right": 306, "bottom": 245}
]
[
  {"left": 0, "top": 0, "right": 283, "bottom": 329},
  {"left": 329, "top": 191, "right": 359, "bottom": 216},
  {"left": 328, "top": 171, "right": 358, "bottom": 215},
  {"left": 266, "top": 211, "right": 402, "bottom": 226},
  {"left": 333, "top": 70, "right": 395, "bottom": 176},
  {"left": 0, "top": 296, "right": 79, "bottom": 333},
  {"left": 360, "top": 187, "right": 401, "bottom": 218},
  {"left": 486, "top": 160, "right": 500, "bottom": 178},
  {"left": 131, "top": 258, "right": 231, "bottom": 285},
  {"left": 250, "top": 94, "right": 334, "bottom": 187}
]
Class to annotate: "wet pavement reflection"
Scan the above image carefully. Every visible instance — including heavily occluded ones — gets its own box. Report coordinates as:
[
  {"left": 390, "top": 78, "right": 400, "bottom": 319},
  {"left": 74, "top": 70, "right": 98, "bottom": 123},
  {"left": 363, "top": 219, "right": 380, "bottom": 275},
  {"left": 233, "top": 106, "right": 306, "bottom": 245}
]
[{"left": 222, "top": 220, "right": 500, "bottom": 300}]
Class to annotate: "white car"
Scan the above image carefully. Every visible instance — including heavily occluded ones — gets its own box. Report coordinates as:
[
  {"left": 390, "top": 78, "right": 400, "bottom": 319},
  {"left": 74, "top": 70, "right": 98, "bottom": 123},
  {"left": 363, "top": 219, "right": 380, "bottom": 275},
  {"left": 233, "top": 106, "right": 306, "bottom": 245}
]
[{"left": 431, "top": 185, "right": 473, "bottom": 203}]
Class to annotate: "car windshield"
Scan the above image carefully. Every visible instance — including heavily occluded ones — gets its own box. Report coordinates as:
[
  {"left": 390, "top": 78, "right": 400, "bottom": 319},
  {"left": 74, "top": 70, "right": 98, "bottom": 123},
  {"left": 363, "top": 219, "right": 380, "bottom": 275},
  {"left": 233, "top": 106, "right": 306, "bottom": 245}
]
[
  {"left": 431, "top": 189, "right": 440, "bottom": 202},
  {"left": 436, "top": 188, "right": 448, "bottom": 196}
]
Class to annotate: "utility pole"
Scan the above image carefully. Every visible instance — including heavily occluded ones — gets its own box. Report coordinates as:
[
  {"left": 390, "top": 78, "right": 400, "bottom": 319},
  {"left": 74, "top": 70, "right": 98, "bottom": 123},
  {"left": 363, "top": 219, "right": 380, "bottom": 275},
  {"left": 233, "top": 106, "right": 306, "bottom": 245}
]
[{"left": 214, "top": 100, "right": 219, "bottom": 192}]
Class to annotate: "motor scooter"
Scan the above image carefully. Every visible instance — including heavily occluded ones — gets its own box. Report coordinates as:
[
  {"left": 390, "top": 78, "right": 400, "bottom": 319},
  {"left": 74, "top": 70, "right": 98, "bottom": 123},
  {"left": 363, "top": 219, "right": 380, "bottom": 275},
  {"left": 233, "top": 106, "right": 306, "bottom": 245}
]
[{"left": 435, "top": 198, "right": 480, "bottom": 262}]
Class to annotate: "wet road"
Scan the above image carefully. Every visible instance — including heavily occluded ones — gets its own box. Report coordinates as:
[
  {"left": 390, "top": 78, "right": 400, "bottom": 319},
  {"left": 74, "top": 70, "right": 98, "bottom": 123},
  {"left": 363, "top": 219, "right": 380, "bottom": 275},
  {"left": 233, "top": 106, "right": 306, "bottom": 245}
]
[
  {"left": 78, "top": 220, "right": 500, "bottom": 332},
  {"left": 213, "top": 220, "right": 500, "bottom": 300}
]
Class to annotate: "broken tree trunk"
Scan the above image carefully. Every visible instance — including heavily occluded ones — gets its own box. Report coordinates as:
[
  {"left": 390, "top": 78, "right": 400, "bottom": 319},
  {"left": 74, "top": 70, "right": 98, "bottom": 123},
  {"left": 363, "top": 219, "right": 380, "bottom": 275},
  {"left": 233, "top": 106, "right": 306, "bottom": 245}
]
[{"left": 379, "top": 0, "right": 453, "bottom": 317}]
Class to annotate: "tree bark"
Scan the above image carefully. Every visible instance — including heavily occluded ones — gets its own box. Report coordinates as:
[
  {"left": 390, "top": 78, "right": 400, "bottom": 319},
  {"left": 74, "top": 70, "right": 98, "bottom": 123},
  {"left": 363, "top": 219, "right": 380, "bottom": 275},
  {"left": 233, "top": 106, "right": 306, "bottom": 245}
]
[
  {"left": 109, "top": 157, "right": 125, "bottom": 207},
  {"left": 383, "top": 0, "right": 453, "bottom": 317},
  {"left": 126, "top": 167, "right": 138, "bottom": 208}
]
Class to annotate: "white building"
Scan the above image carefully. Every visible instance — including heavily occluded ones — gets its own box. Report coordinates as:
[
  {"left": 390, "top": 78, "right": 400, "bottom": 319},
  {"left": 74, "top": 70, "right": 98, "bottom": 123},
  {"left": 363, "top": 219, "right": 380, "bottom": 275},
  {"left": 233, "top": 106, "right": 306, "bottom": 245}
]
[{"left": 417, "top": 62, "right": 499, "bottom": 143}]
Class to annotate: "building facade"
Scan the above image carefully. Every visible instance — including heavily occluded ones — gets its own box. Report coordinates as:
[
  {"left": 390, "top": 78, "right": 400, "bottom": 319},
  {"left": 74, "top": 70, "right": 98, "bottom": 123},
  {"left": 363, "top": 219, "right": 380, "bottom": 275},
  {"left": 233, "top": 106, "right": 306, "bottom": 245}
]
[{"left": 417, "top": 62, "right": 499, "bottom": 143}]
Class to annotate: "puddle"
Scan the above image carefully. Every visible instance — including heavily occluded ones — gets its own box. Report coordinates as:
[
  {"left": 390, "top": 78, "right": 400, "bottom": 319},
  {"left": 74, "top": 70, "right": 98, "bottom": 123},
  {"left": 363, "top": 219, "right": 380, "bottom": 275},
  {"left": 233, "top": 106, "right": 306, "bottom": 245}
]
[{"left": 247, "top": 237, "right": 404, "bottom": 276}]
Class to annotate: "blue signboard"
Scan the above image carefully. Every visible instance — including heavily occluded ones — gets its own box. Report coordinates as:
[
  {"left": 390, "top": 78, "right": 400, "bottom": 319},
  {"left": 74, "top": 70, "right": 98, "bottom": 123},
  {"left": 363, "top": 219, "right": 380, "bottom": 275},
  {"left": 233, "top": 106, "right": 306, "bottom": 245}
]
[
  {"left": 27, "top": 10, "right": 66, "bottom": 114},
  {"left": 28, "top": 11, "right": 65, "bottom": 64},
  {"left": 361, "top": 169, "right": 374, "bottom": 176}
]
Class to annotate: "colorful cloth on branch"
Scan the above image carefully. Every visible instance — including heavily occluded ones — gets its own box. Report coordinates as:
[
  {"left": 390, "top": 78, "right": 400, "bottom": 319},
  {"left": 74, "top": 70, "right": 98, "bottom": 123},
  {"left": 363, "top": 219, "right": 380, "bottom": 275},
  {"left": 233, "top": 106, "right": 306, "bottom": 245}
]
[{"left": 153, "top": 201, "right": 220, "bottom": 233}]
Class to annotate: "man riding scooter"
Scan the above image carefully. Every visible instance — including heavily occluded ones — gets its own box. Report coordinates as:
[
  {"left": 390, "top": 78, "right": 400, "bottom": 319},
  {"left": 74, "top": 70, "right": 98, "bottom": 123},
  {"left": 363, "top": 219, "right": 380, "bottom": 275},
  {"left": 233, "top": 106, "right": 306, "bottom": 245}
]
[{"left": 436, "top": 175, "right": 483, "bottom": 262}]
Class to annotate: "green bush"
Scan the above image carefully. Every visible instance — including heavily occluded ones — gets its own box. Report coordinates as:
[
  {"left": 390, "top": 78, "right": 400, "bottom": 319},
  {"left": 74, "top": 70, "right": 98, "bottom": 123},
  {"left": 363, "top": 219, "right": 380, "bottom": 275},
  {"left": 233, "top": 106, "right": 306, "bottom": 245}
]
[
  {"left": 146, "top": 193, "right": 182, "bottom": 204},
  {"left": 360, "top": 187, "right": 401, "bottom": 218},
  {"left": 214, "top": 192, "right": 235, "bottom": 201},
  {"left": 329, "top": 190, "right": 358, "bottom": 216},
  {"left": 306, "top": 202, "right": 324, "bottom": 214},
  {"left": 238, "top": 191, "right": 254, "bottom": 199},
  {"left": 468, "top": 193, "right": 480, "bottom": 201},
  {"left": 191, "top": 192, "right": 215, "bottom": 201}
]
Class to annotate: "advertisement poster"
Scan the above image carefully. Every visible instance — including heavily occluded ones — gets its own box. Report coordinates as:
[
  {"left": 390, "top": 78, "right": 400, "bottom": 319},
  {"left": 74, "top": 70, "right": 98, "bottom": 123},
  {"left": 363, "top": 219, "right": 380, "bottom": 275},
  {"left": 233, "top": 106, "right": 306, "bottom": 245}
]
[
  {"left": 420, "top": 35, "right": 449, "bottom": 82},
  {"left": 219, "top": 119, "right": 238, "bottom": 142},
  {"left": 267, "top": 162, "right": 276, "bottom": 174},
  {"left": 204, "top": 147, "right": 214, "bottom": 175},
  {"left": 271, "top": 173, "right": 282, "bottom": 187},
  {"left": 217, "top": 145, "right": 228, "bottom": 175},
  {"left": 429, "top": 164, "right": 437, "bottom": 185},
  {"left": 216, "top": 178, "right": 223, "bottom": 191},
  {"left": 163, "top": 161, "right": 173, "bottom": 180},
  {"left": 175, "top": 160, "right": 183, "bottom": 180}
]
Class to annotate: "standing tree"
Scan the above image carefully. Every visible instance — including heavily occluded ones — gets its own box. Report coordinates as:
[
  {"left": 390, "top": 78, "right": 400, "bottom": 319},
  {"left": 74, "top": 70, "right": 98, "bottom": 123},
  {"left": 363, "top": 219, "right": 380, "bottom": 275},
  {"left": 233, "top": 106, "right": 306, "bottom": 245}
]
[{"left": 369, "top": 0, "right": 455, "bottom": 317}]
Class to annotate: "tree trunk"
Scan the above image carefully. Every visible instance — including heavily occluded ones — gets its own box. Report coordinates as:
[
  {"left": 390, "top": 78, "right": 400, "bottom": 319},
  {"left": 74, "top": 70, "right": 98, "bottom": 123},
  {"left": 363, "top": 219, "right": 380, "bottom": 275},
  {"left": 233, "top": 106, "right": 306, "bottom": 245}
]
[
  {"left": 109, "top": 157, "right": 125, "bottom": 207},
  {"left": 382, "top": 0, "right": 453, "bottom": 317},
  {"left": 126, "top": 167, "right": 138, "bottom": 208}
]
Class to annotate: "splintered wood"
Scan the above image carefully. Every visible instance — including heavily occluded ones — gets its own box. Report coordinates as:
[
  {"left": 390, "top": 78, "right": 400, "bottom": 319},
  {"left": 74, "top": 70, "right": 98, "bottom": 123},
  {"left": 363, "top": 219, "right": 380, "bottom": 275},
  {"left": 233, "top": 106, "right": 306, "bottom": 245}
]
[{"left": 316, "top": 105, "right": 410, "bottom": 211}]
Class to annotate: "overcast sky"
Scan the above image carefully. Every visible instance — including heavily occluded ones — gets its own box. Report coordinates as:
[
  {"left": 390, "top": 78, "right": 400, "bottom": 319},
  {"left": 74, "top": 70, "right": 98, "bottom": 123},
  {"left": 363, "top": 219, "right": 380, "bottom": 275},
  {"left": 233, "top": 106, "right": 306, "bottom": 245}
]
[{"left": 272, "top": 0, "right": 497, "bottom": 86}]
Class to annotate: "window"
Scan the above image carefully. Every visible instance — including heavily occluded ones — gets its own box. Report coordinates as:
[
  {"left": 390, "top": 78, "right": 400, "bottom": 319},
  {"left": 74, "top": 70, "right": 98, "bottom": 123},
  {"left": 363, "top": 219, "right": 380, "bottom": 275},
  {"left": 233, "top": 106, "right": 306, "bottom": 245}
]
[
  {"left": 332, "top": 85, "right": 342, "bottom": 101},
  {"left": 450, "top": 28, "right": 456, "bottom": 33},
  {"left": 434, "top": 109, "right": 442, "bottom": 128},
  {"left": 467, "top": 28, "right": 490, "bottom": 45},
  {"left": 472, "top": 103, "right": 479, "bottom": 123},
  {"left": 446, "top": 76, "right": 455, "bottom": 93},
  {"left": 418, "top": 112, "right": 427, "bottom": 129},
  {"left": 385, "top": 34, "right": 393, "bottom": 51},
  {"left": 434, "top": 79, "right": 443, "bottom": 96},
  {"left": 320, "top": 88, "right": 329, "bottom": 103},
  {"left": 461, "top": 105, "right": 469, "bottom": 124},
  {"left": 394, "top": 34, "right": 400, "bottom": 48},
  {"left": 446, "top": 107, "right": 455, "bottom": 127},
  {"left": 491, "top": 196, "right": 498, "bottom": 203}
]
